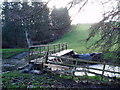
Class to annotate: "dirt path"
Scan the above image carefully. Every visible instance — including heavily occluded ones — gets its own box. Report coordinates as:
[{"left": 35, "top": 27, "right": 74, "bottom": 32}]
[{"left": 12, "top": 52, "right": 29, "bottom": 59}]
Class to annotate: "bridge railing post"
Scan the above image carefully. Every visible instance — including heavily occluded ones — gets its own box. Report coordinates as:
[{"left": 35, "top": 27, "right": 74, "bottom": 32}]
[
  {"left": 61, "top": 43, "right": 64, "bottom": 50},
  {"left": 29, "top": 47, "right": 34, "bottom": 63},
  {"left": 47, "top": 45, "right": 49, "bottom": 54},
  {"left": 39, "top": 47, "right": 42, "bottom": 54},
  {"left": 65, "top": 43, "right": 67, "bottom": 50},
  {"left": 28, "top": 47, "right": 31, "bottom": 63},
  {"left": 53, "top": 45, "right": 56, "bottom": 53},
  {"left": 34, "top": 47, "right": 37, "bottom": 63},
  {"left": 59, "top": 43, "right": 61, "bottom": 52},
  {"left": 43, "top": 46, "right": 45, "bottom": 51}
]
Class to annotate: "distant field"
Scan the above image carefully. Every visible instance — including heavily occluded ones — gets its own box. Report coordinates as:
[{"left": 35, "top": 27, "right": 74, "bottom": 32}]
[
  {"left": 52, "top": 24, "right": 101, "bottom": 54},
  {"left": 2, "top": 48, "right": 28, "bottom": 59}
]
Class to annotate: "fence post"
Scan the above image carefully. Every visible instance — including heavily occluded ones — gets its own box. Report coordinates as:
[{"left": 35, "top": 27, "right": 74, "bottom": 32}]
[
  {"left": 45, "top": 51, "right": 49, "bottom": 64},
  {"left": 72, "top": 59, "right": 78, "bottom": 78},
  {"left": 101, "top": 62, "right": 106, "bottom": 80}
]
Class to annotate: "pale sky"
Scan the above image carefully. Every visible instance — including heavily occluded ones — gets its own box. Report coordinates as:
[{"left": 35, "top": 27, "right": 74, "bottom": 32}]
[
  {"left": 69, "top": 0, "right": 103, "bottom": 24},
  {"left": 47, "top": 0, "right": 103, "bottom": 24},
  {"left": 0, "top": 0, "right": 119, "bottom": 24},
  {"left": 47, "top": 0, "right": 118, "bottom": 24}
]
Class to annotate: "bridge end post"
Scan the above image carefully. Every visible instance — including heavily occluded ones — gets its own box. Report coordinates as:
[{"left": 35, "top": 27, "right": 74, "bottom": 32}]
[{"left": 28, "top": 47, "right": 31, "bottom": 64}]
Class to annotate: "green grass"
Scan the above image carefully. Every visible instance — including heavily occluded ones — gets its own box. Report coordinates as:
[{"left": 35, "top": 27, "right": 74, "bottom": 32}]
[
  {"left": 2, "top": 48, "right": 28, "bottom": 59},
  {"left": 52, "top": 24, "right": 101, "bottom": 53},
  {"left": 2, "top": 71, "right": 75, "bottom": 88},
  {"left": 3, "top": 70, "right": 117, "bottom": 89},
  {"left": 2, "top": 71, "right": 47, "bottom": 88},
  {"left": 2, "top": 70, "right": 114, "bottom": 88}
]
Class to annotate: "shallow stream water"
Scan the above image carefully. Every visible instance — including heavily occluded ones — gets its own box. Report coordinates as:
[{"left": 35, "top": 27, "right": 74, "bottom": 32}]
[
  {"left": 48, "top": 64, "right": 120, "bottom": 77},
  {"left": 2, "top": 58, "right": 28, "bottom": 72},
  {"left": 75, "top": 64, "right": 120, "bottom": 77}
]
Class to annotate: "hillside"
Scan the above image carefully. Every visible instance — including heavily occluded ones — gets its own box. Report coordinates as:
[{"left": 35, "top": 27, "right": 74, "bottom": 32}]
[{"left": 52, "top": 24, "right": 100, "bottom": 54}]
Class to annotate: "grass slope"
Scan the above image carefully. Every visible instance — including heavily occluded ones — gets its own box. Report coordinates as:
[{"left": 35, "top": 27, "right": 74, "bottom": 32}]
[{"left": 53, "top": 24, "right": 100, "bottom": 53}]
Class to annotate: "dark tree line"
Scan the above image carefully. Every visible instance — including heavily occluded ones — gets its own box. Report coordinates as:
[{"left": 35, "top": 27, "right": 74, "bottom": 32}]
[
  {"left": 50, "top": 7, "right": 71, "bottom": 40},
  {"left": 2, "top": 2, "right": 71, "bottom": 48}
]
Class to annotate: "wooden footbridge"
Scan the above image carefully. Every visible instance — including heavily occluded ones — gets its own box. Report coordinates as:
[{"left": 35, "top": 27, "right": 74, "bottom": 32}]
[
  {"left": 28, "top": 43, "right": 120, "bottom": 81},
  {"left": 29, "top": 43, "right": 73, "bottom": 64}
]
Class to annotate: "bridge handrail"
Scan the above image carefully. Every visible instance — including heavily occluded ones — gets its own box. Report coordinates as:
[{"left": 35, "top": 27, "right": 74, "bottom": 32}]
[
  {"left": 28, "top": 43, "right": 68, "bottom": 62},
  {"left": 29, "top": 43, "right": 67, "bottom": 48}
]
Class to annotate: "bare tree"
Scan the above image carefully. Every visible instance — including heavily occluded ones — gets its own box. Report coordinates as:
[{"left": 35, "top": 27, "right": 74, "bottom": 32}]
[{"left": 86, "top": 0, "right": 119, "bottom": 51}]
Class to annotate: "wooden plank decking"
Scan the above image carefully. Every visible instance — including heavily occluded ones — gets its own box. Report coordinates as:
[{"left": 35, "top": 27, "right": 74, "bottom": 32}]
[
  {"left": 30, "top": 49, "right": 73, "bottom": 64},
  {"left": 48, "top": 49, "right": 73, "bottom": 60}
]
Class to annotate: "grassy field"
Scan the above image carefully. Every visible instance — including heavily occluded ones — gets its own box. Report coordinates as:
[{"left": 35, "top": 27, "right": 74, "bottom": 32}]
[
  {"left": 2, "top": 48, "right": 28, "bottom": 59},
  {"left": 52, "top": 24, "right": 101, "bottom": 54}
]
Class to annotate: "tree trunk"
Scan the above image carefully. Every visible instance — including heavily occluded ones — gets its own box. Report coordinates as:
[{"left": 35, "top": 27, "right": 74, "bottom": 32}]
[{"left": 25, "top": 30, "right": 32, "bottom": 48}]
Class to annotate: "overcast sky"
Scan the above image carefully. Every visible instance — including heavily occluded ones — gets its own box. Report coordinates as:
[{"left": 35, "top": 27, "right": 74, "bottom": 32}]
[{"left": 0, "top": 0, "right": 119, "bottom": 24}]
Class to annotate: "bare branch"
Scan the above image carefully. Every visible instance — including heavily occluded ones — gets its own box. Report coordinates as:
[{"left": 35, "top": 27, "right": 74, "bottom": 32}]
[{"left": 71, "top": 0, "right": 89, "bottom": 21}]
